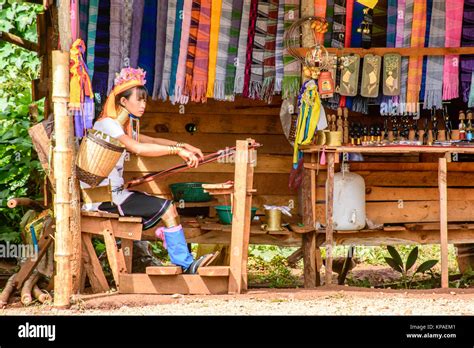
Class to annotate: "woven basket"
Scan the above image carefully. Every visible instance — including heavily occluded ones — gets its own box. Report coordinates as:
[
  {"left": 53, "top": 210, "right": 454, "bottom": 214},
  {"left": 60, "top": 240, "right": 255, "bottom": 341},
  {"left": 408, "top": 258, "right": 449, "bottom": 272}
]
[{"left": 76, "top": 129, "right": 125, "bottom": 187}]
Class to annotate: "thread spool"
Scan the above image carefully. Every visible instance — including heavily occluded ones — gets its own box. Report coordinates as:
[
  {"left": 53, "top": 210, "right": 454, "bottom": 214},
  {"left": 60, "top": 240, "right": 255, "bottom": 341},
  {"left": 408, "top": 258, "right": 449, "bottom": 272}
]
[
  {"left": 451, "top": 129, "right": 460, "bottom": 141},
  {"left": 315, "top": 130, "right": 329, "bottom": 145},
  {"left": 261, "top": 209, "right": 283, "bottom": 232},
  {"left": 326, "top": 131, "right": 342, "bottom": 146}
]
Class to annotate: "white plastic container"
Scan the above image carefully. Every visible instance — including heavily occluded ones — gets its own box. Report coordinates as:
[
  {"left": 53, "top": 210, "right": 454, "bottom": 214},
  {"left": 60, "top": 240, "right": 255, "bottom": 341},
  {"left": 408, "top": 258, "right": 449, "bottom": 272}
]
[{"left": 326, "top": 163, "right": 366, "bottom": 230}]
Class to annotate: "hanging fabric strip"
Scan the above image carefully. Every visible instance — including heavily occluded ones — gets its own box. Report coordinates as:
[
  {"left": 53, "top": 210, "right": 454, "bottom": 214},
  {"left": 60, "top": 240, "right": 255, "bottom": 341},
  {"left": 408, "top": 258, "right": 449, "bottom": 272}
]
[
  {"left": 395, "top": 0, "right": 406, "bottom": 48},
  {"left": 214, "top": 0, "right": 233, "bottom": 100},
  {"left": 274, "top": 0, "right": 285, "bottom": 94},
  {"left": 282, "top": 0, "right": 301, "bottom": 100},
  {"left": 137, "top": 0, "right": 157, "bottom": 93},
  {"left": 380, "top": 0, "right": 397, "bottom": 113},
  {"left": 168, "top": 0, "right": 185, "bottom": 100},
  {"left": 249, "top": 0, "right": 268, "bottom": 99},
  {"left": 398, "top": 0, "right": 414, "bottom": 114},
  {"left": 159, "top": 1, "right": 177, "bottom": 101},
  {"left": 314, "top": 0, "right": 327, "bottom": 44},
  {"left": 152, "top": 1, "right": 169, "bottom": 100},
  {"left": 423, "top": 0, "right": 444, "bottom": 110},
  {"left": 191, "top": 0, "right": 212, "bottom": 102},
  {"left": 386, "top": 0, "right": 397, "bottom": 48},
  {"left": 261, "top": 0, "right": 279, "bottom": 103},
  {"left": 235, "top": 0, "right": 252, "bottom": 94},
  {"left": 361, "top": 5, "right": 374, "bottom": 49},
  {"left": 371, "top": 0, "right": 387, "bottom": 48},
  {"left": 350, "top": 1, "right": 365, "bottom": 48},
  {"left": 243, "top": 0, "right": 259, "bottom": 98},
  {"left": 442, "top": 0, "right": 464, "bottom": 100},
  {"left": 405, "top": 0, "right": 426, "bottom": 114},
  {"left": 420, "top": 0, "right": 432, "bottom": 101},
  {"left": 91, "top": 0, "right": 110, "bottom": 99},
  {"left": 173, "top": 0, "right": 192, "bottom": 104},
  {"left": 86, "top": 0, "right": 99, "bottom": 80},
  {"left": 461, "top": 0, "right": 474, "bottom": 103},
  {"left": 130, "top": 0, "right": 144, "bottom": 69},
  {"left": 79, "top": 0, "right": 89, "bottom": 41},
  {"left": 121, "top": 0, "right": 133, "bottom": 69},
  {"left": 344, "top": 0, "right": 354, "bottom": 47},
  {"left": 71, "top": 0, "right": 79, "bottom": 42},
  {"left": 331, "top": 0, "right": 346, "bottom": 48},
  {"left": 206, "top": 0, "right": 223, "bottom": 98},
  {"left": 225, "top": 0, "right": 245, "bottom": 99},
  {"left": 324, "top": 0, "right": 334, "bottom": 47},
  {"left": 107, "top": 0, "right": 123, "bottom": 95},
  {"left": 185, "top": 0, "right": 202, "bottom": 98}
]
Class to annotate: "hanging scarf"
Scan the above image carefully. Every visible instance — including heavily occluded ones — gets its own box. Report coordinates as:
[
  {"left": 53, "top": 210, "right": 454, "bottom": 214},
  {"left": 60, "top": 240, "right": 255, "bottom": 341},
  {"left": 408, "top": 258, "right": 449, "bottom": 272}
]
[
  {"left": 461, "top": 0, "right": 474, "bottom": 103},
  {"left": 79, "top": 0, "right": 89, "bottom": 41},
  {"left": 86, "top": 0, "right": 99, "bottom": 80},
  {"left": 324, "top": 0, "right": 334, "bottom": 47},
  {"left": 405, "top": 0, "right": 426, "bottom": 114},
  {"left": 70, "top": 39, "right": 94, "bottom": 138},
  {"left": 293, "top": 80, "right": 321, "bottom": 168},
  {"left": 395, "top": 0, "right": 406, "bottom": 48},
  {"left": 235, "top": 0, "right": 252, "bottom": 94},
  {"left": 152, "top": 1, "right": 169, "bottom": 100},
  {"left": 71, "top": 0, "right": 79, "bottom": 42},
  {"left": 423, "top": 0, "right": 444, "bottom": 109},
  {"left": 137, "top": 0, "right": 157, "bottom": 93},
  {"left": 398, "top": 0, "right": 414, "bottom": 114},
  {"left": 314, "top": 0, "right": 327, "bottom": 44},
  {"left": 386, "top": 0, "right": 397, "bottom": 48},
  {"left": 420, "top": 0, "right": 432, "bottom": 101},
  {"left": 107, "top": 0, "right": 123, "bottom": 95},
  {"left": 274, "top": 0, "right": 285, "bottom": 94},
  {"left": 173, "top": 0, "right": 192, "bottom": 104},
  {"left": 225, "top": 0, "right": 245, "bottom": 98},
  {"left": 344, "top": 0, "right": 354, "bottom": 47},
  {"left": 206, "top": 0, "right": 223, "bottom": 98},
  {"left": 159, "top": 1, "right": 177, "bottom": 100},
  {"left": 331, "top": 0, "right": 346, "bottom": 48},
  {"left": 371, "top": 0, "right": 387, "bottom": 48},
  {"left": 350, "top": 2, "right": 365, "bottom": 48},
  {"left": 214, "top": 0, "right": 233, "bottom": 100},
  {"left": 191, "top": 0, "right": 212, "bottom": 103},
  {"left": 121, "top": 0, "right": 133, "bottom": 69},
  {"left": 442, "top": 0, "right": 464, "bottom": 100},
  {"left": 261, "top": 0, "right": 279, "bottom": 103},
  {"left": 130, "top": 0, "right": 144, "bottom": 69},
  {"left": 249, "top": 0, "right": 267, "bottom": 99},
  {"left": 169, "top": 0, "right": 185, "bottom": 99},
  {"left": 91, "top": 0, "right": 110, "bottom": 99},
  {"left": 469, "top": 72, "right": 474, "bottom": 107},
  {"left": 185, "top": 1, "right": 201, "bottom": 98},
  {"left": 243, "top": 0, "right": 258, "bottom": 97},
  {"left": 282, "top": 0, "right": 301, "bottom": 100}
]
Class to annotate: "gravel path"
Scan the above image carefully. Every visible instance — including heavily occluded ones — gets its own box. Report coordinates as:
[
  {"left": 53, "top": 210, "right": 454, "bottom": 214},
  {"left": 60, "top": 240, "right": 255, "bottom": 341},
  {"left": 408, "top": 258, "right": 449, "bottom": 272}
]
[{"left": 2, "top": 287, "right": 474, "bottom": 315}]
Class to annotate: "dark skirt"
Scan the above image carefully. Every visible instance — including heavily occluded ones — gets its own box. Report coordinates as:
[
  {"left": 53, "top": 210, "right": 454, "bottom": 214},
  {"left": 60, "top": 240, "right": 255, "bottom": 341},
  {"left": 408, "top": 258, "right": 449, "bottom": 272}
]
[{"left": 98, "top": 191, "right": 173, "bottom": 230}]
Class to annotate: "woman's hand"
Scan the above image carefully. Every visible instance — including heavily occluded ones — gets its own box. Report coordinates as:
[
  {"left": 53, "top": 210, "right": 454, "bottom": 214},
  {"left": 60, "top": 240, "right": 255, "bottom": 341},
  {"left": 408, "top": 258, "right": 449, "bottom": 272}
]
[
  {"left": 183, "top": 143, "right": 204, "bottom": 161},
  {"left": 177, "top": 148, "right": 200, "bottom": 168}
]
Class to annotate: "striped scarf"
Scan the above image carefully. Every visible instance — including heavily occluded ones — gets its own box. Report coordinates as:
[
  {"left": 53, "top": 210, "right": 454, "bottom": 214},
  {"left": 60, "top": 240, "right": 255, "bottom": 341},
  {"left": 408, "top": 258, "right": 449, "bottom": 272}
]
[
  {"left": 442, "top": 0, "right": 464, "bottom": 100},
  {"left": 235, "top": 0, "right": 252, "bottom": 94},
  {"left": 420, "top": 0, "right": 432, "bottom": 100},
  {"left": 423, "top": 0, "right": 444, "bottom": 110},
  {"left": 243, "top": 0, "right": 258, "bottom": 98},
  {"left": 214, "top": 0, "right": 233, "bottom": 100},
  {"left": 261, "top": 0, "right": 279, "bottom": 103},
  {"left": 130, "top": 0, "right": 144, "bottom": 69},
  {"left": 206, "top": 0, "right": 223, "bottom": 98},
  {"left": 461, "top": 0, "right": 474, "bottom": 103},
  {"left": 159, "top": 1, "right": 177, "bottom": 100},
  {"left": 331, "top": 0, "right": 346, "bottom": 48},
  {"left": 137, "top": 0, "right": 157, "bottom": 93},
  {"left": 225, "top": 0, "right": 245, "bottom": 99},
  {"left": 169, "top": 0, "right": 185, "bottom": 99},
  {"left": 386, "top": 0, "right": 397, "bottom": 48},
  {"left": 282, "top": 0, "right": 301, "bottom": 99},
  {"left": 405, "top": 0, "right": 426, "bottom": 114},
  {"left": 274, "top": 0, "right": 285, "bottom": 94},
  {"left": 185, "top": 1, "right": 202, "bottom": 98},
  {"left": 191, "top": 0, "right": 212, "bottom": 103},
  {"left": 324, "top": 0, "right": 334, "bottom": 47},
  {"left": 152, "top": 1, "right": 169, "bottom": 100},
  {"left": 91, "top": 0, "right": 110, "bottom": 99},
  {"left": 120, "top": 0, "right": 133, "bottom": 69},
  {"left": 86, "top": 0, "right": 99, "bottom": 80},
  {"left": 249, "top": 0, "right": 268, "bottom": 99},
  {"left": 107, "top": 0, "right": 123, "bottom": 94},
  {"left": 398, "top": 0, "right": 414, "bottom": 114},
  {"left": 79, "top": 0, "right": 89, "bottom": 41},
  {"left": 173, "top": 0, "right": 192, "bottom": 104},
  {"left": 395, "top": 0, "right": 406, "bottom": 48}
]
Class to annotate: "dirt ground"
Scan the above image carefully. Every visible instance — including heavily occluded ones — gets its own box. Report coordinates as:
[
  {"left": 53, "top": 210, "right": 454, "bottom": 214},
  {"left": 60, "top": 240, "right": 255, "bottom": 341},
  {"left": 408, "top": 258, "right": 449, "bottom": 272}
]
[{"left": 2, "top": 285, "right": 474, "bottom": 316}]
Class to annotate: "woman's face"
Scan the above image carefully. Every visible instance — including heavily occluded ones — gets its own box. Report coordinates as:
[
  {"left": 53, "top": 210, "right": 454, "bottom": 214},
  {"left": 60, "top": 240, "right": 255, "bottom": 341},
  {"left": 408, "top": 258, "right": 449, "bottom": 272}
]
[{"left": 120, "top": 87, "right": 147, "bottom": 117}]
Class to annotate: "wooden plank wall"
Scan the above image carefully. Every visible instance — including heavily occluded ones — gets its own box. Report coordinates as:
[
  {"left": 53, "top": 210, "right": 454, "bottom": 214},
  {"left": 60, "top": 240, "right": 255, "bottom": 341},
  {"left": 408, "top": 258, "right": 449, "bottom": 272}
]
[{"left": 123, "top": 96, "right": 297, "bottom": 214}]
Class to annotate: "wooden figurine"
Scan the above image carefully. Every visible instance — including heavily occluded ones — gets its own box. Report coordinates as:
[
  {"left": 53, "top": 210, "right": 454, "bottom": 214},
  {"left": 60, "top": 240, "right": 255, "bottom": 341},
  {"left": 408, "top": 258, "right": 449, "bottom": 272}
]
[
  {"left": 343, "top": 107, "right": 349, "bottom": 144},
  {"left": 337, "top": 107, "right": 344, "bottom": 133}
]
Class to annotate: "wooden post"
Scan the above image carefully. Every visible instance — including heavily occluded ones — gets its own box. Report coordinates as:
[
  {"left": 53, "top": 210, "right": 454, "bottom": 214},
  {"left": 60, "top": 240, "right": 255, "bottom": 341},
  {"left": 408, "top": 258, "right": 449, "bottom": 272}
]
[
  {"left": 302, "top": 154, "right": 317, "bottom": 288},
  {"left": 228, "top": 139, "right": 255, "bottom": 294},
  {"left": 52, "top": 50, "right": 73, "bottom": 307},
  {"left": 325, "top": 152, "right": 335, "bottom": 285},
  {"left": 439, "top": 156, "right": 449, "bottom": 288}
]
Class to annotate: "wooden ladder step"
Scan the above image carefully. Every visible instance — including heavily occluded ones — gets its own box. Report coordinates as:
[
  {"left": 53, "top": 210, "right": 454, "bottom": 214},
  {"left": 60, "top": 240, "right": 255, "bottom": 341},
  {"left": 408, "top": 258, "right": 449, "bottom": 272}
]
[
  {"left": 198, "top": 266, "right": 230, "bottom": 277},
  {"left": 146, "top": 266, "right": 182, "bottom": 275}
]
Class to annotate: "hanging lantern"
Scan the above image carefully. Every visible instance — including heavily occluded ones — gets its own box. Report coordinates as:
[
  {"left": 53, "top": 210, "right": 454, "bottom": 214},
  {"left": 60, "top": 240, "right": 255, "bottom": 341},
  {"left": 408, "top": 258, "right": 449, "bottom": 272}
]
[{"left": 318, "top": 71, "right": 335, "bottom": 99}]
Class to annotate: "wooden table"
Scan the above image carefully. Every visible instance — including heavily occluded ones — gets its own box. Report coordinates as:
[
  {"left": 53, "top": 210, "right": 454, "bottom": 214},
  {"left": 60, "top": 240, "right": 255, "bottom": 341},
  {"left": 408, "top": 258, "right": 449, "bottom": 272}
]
[{"left": 300, "top": 144, "right": 474, "bottom": 288}]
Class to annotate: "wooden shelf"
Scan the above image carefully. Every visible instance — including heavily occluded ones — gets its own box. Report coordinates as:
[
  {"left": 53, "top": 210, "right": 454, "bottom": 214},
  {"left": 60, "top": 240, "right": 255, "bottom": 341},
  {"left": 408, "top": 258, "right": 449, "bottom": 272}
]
[{"left": 296, "top": 47, "right": 474, "bottom": 58}]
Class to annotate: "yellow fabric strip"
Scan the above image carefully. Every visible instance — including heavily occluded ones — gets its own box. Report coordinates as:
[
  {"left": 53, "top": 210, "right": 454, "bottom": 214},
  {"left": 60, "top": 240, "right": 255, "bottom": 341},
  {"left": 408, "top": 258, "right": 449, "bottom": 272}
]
[
  {"left": 356, "top": 0, "right": 379, "bottom": 9},
  {"left": 206, "top": 0, "right": 223, "bottom": 98}
]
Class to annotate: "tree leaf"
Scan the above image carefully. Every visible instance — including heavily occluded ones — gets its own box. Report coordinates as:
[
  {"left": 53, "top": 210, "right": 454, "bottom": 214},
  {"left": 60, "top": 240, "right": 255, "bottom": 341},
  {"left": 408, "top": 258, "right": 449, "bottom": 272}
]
[
  {"left": 405, "top": 246, "right": 419, "bottom": 272},
  {"left": 415, "top": 259, "right": 438, "bottom": 274},
  {"left": 385, "top": 257, "right": 404, "bottom": 274},
  {"left": 387, "top": 245, "right": 404, "bottom": 269}
]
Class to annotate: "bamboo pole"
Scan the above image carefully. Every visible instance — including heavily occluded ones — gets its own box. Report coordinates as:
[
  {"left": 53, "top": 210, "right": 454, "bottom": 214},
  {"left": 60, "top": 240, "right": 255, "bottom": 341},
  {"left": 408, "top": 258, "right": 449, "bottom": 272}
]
[{"left": 52, "top": 50, "right": 73, "bottom": 307}]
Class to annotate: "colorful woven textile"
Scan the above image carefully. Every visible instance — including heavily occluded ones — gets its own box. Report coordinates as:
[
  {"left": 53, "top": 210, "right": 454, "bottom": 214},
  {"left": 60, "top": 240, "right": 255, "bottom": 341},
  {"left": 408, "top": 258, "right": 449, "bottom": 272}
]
[
  {"left": 191, "top": 0, "right": 212, "bottom": 102},
  {"left": 206, "top": 0, "right": 223, "bottom": 98},
  {"left": 442, "top": 0, "right": 464, "bottom": 100},
  {"left": 224, "top": 0, "right": 245, "bottom": 98},
  {"left": 405, "top": 0, "right": 426, "bottom": 113},
  {"left": 423, "top": 0, "right": 445, "bottom": 109},
  {"left": 137, "top": 0, "right": 157, "bottom": 93},
  {"left": 282, "top": 0, "right": 301, "bottom": 99},
  {"left": 214, "top": 0, "right": 233, "bottom": 100}
]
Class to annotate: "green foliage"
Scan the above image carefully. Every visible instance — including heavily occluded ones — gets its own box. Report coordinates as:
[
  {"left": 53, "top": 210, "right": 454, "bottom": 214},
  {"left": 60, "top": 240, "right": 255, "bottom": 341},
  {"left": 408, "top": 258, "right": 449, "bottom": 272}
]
[{"left": 0, "top": 1, "right": 44, "bottom": 242}]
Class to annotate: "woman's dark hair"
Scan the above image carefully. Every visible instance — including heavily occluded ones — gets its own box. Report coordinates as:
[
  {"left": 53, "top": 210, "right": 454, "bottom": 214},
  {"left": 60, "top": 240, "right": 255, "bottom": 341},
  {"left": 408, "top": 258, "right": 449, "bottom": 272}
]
[{"left": 115, "top": 85, "right": 148, "bottom": 107}]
